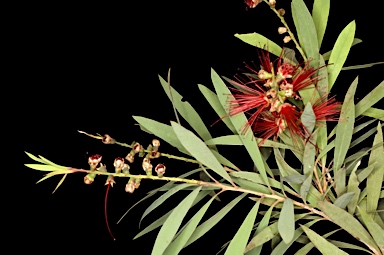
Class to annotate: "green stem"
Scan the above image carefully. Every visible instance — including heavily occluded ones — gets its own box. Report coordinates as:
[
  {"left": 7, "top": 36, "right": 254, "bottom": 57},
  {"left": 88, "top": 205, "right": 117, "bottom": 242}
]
[{"left": 263, "top": 0, "right": 307, "bottom": 62}]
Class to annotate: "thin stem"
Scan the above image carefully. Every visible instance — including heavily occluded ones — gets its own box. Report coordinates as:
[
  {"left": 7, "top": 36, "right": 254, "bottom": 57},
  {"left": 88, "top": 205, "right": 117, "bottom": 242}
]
[
  {"left": 78, "top": 130, "right": 200, "bottom": 164},
  {"left": 263, "top": 0, "right": 307, "bottom": 62}
]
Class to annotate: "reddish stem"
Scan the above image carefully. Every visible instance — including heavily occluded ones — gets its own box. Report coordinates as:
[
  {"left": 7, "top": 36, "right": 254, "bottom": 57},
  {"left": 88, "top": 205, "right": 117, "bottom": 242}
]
[{"left": 105, "top": 183, "right": 116, "bottom": 240}]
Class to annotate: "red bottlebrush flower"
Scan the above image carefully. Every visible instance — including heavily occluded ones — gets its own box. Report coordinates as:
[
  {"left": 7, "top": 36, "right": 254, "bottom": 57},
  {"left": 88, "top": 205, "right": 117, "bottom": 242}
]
[
  {"left": 290, "top": 61, "right": 320, "bottom": 92},
  {"left": 312, "top": 95, "right": 341, "bottom": 121},
  {"left": 252, "top": 112, "right": 282, "bottom": 144},
  {"left": 228, "top": 80, "right": 270, "bottom": 133},
  {"left": 278, "top": 103, "right": 302, "bottom": 136},
  {"left": 245, "top": 0, "right": 261, "bottom": 9}
]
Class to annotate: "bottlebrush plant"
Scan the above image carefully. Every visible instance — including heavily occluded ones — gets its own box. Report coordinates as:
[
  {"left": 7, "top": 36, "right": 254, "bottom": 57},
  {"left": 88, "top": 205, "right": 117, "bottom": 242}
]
[{"left": 25, "top": 0, "right": 383, "bottom": 254}]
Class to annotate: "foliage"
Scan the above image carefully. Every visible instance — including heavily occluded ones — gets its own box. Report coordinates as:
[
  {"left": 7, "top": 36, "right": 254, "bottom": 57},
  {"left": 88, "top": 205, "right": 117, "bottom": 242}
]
[{"left": 25, "top": 0, "right": 383, "bottom": 254}]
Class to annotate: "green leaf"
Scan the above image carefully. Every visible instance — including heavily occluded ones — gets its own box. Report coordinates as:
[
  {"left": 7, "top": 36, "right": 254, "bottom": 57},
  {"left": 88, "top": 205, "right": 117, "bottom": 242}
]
[
  {"left": 318, "top": 201, "right": 380, "bottom": 253},
  {"left": 301, "top": 103, "right": 316, "bottom": 134},
  {"left": 245, "top": 222, "right": 279, "bottom": 253},
  {"left": 24, "top": 151, "right": 46, "bottom": 164},
  {"left": 350, "top": 123, "right": 384, "bottom": 149},
  {"left": 327, "top": 20, "right": 356, "bottom": 90},
  {"left": 164, "top": 195, "right": 216, "bottom": 255},
  {"left": 334, "top": 76, "right": 358, "bottom": 172},
  {"left": 357, "top": 206, "right": 384, "bottom": 252},
  {"left": 159, "top": 75, "right": 214, "bottom": 144},
  {"left": 205, "top": 135, "right": 242, "bottom": 146},
  {"left": 211, "top": 68, "right": 272, "bottom": 187},
  {"left": 210, "top": 149, "right": 240, "bottom": 170},
  {"left": 171, "top": 122, "right": 234, "bottom": 184},
  {"left": 300, "top": 225, "right": 349, "bottom": 254},
  {"left": 37, "top": 156, "right": 67, "bottom": 169},
  {"left": 322, "top": 38, "right": 362, "bottom": 61},
  {"left": 355, "top": 81, "right": 384, "bottom": 117},
  {"left": 184, "top": 193, "right": 246, "bottom": 247},
  {"left": 342, "top": 61, "right": 384, "bottom": 70},
  {"left": 132, "top": 116, "right": 189, "bottom": 154},
  {"left": 140, "top": 183, "right": 194, "bottom": 226},
  {"left": 52, "top": 173, "right": 67, "bottom": 194},
  {"left": 334, "top": 167, "right": 346, "bottom": 196},
  {"left": 283, "top": 174, "right": 307, "bottom": 184},
  {"left": 198, "top": 84, "right": 237, "bottom": 134},
  {"left": 25, "top": 164, "right": 64, "bottom": 171},
  {"left": 301, "top": 131, "right": 317, "bottom": 201},
  {"left": 361, "top": 107, "right": 384, "bottom": 121},
  {"left": 224, "top": 201, "right": 261, "bottom": 255},
  {"left": 316, "top": 55, "right": 328, "bottom": 99},
  {"left": 234, "top": 33, "right": 282, "bottom": 57},
  {"left": 291, "top": 0, "right": 319, "bottom": 67},
  {"left": 246, "top": 205, "right": 275, "bottom": 255},
  {"left": 271, "top": 219, "right": 322, "bottom": 255},
  {"left": 294, "top": 228, "right": 341, "bottom": 254},
  {"left": 328, "top": 240, "right": 374, "bottom": 254},
  {"left": 151, "top": 187, "right": 202, "bottom": 255},
  {"left": 347, "top": 162, "right": 361, "bottom": 214},
  {"left": 367, "top": 122, "right": 384, "bottom": 219},
  {"left": 278, "top": 198, "right": 295, "bottom": 244},
  {"left": 334, "top": 192, "right": 355, "bottom": 209},
  {"left": 134, "top": 190, "right": 210, "bottom": 240},
  {"left": 312, "top": 0, "right": 330, "bottom": 47}
]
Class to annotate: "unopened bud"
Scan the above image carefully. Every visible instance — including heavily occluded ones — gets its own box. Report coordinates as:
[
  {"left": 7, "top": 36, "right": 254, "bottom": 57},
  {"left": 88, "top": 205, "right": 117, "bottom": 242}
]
[
  {"left": 102, "top": 134, "right": 115, "bottom": 144},
  {"left": 114, "top": 157, "right": 125, "bottom": 172},
  {"left": 132, "top": 142, "right": 143, "bottom": 153},
  {"left": 142, "top": 158, "right": 153, "bottom": 175},
  {"left": 125, "top": 152, "right": 135, "bottom": 163},
  {"left": 269, "top": 0, "right": 276, "bottom": 7},
  {"left": 149, "top": 151, "right": 161, "bottom": 159},
  {"left": 155, "top": 164, "right": 166, "bottom": 177},
  {"left": 122, "top": 164, "right": 130, "bottom": 175},
  {"left": 84, "top": 173, "right": 96, "bottom": 184},
  {"left": 278, "top": 27, "right": 287, "bottom": 34},
  {"left": 125, "top": 182, "right": 135, "bottom": 193},
  {"left": 283, "top": 36, "right": 292, "bottom": 43},
  {"left": 258, "top": 70, "right": 273, "bottom": 80},
  {"left": 277, "top": 8, "right": 285, "bottom": 16}
]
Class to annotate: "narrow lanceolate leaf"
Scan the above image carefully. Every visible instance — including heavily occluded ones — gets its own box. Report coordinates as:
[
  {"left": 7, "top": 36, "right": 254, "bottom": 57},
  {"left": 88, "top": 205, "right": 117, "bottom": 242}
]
[
  {"left": 333, "top": 76, "right": 358, "bottom": 173},
  {"left": 334, "top": 192, "right": 355, "bottom": 209},
  {"left": 234, "top": 33, "right": 282, "bottom": 57},
  {"left": 357, "top": 206, "right": 384, "bottom": 252},
  {"left": 224, "top": 201, "right": 261, "bottom": 255},
  {"left": 159, "top": 76, "right": 214, "bottom": 143},
  {"left": 151, "top": 187, "right": 202, "bottom": 255},
  {"left": 322, "top": 38, "right": 362, "bottom": 61},
  {"left": 278, "top": 198, "right": 295, "bottom": 244},
  {"left": 355, "top": 81, "right": 384, "bottom": 117},
  {"left": 301, "top": 103, "right": 316, "bottom": 134},
  {"left": 367, "top": 122, "right": 384, "bottom": 219},
  {"left": 140, "top": 183, "right": 194, "bottom": 226},
  {"left": 133, "top": 116, "right": 188, "bottom": 154},
  {"left": 317, "top": 201, "right": 380, "bottom": 253},
  {"left": 347, "top": 162, "right": 361, "bottom": 214},
  {"left": 204, "top": 135, "right": 242, "bottom": 146},
  {"left": 342, "top": 61, "right": 384, "bottom": 70},
  {"left": 291, "top": 0, "right": 319, "bottom": 68},
  {"left": 327, "top": 20, "right": 356, "bottom": 90},
  {"left": 312, "top": 0, "right": 330, "bottom": 47},
  {"left": 210, "top": 149, "right": 240, "bottom": 170},
  {"left": 335, "top": 168, "right": 346, "bottom": 197},
  {"left": 211, "top": 68, "right": 272, "bottom": 188},
  {"left": 52, "top": 173, "right": 67, "bottom": 194},
  {"left": 163, "top": 195, "right": 216, "bottom": 255},
  {"left": 301, "top": 131, "right": 317, "bottom": 201},
  {"left": 134, "top": 190, "right": 210, "bottom": 240},
  {"left": 184, "top": 193, "right": 246, "bottom": 248},
  {"left": 361, "top": 107, "right": 384, "bottom": 121},
  {"left": 246, "top": 205, "right": 275, "bottom": 255},
  {"left": 25, "top": 151, "right": 46, "bottom": 164},
  {"left": 171, "top": 122, "right": 234, "bottom": 185},
  {"left": 24, "top": 164, "right": 64, "bottom": 171},
  {"left": 198, "top": 84, "right": 237, "bottom": 134},
  {"left": 300, "top": 225, "right": 349, "bottom": 255}
]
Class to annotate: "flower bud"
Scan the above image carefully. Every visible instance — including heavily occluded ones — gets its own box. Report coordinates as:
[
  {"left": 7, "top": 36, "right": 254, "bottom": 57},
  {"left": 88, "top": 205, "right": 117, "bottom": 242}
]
[
  {"left": 269, "top": 0, "right": 276, "bottom": 7},
  {"left": 88, "top": 154, "right": 102, "bottom": 170},
  {"left": 122, "top": 163, "right": 130, "bottom": 175},
  {"left": 125, "top": 152, "right": 135, "bottom": 163},
  {"left": 105, "top": 175, "right": 116, "bottom": 187},
  {"left": 149, "top": 151, "right": 161, "bottom": 159},
  {"left": 155, "top": 164, "right": 166, "bottom": 177},
  {"left": 102, "top": 134, "right": 115, "bottom": 144},
  {"left": 84, "top": 173, "right": 96, "bottom": 184},
  {"left": 142, "top": 158, "right": 153, "bottom": 175},
  {"left": 258, "top": 70, "right": 273, "bottom": 80},
  {"left": 278, "top": 27, "right": 287, "bottom": 34},
  {"left": 152, "top": 139, "right": 160, "bottom": 152},
  {"left": 283, "top": 36, "right": 292, "bottom": 43},
  {"left": 125, "top": 182, "right": 135, "bottom": 193},
  {"left": 132, "top": 142, "right": 143, "bottom": 153},
  {"left": 245, "top": 0, "right": 261, "bottom": 8},
  {"left": 114, "top": 157, "right": 125, "bottom": 173},
  {"left": 277, "top": 8, "right": 285, "bottom": 16}
]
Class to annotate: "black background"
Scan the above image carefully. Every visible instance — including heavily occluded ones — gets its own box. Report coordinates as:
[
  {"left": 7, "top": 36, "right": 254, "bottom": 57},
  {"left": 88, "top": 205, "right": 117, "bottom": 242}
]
[{"left": 15, "top": 0, "right": 382, "bottom": 254}]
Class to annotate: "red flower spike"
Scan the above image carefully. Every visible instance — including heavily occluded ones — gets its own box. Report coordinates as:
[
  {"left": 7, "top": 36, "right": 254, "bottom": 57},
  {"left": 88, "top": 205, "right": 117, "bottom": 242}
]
[
  {"left": 252, "top": 113, "right": 281, "bottom": 145},
  {"left": 278, "top": 103, "right": 305, "bottom": 144},
  {"left": 291, "top": 62, "right": 320, "bottom": 92},
  {"left": 312, "top": 95, "right": 341, "bottom": 122}
]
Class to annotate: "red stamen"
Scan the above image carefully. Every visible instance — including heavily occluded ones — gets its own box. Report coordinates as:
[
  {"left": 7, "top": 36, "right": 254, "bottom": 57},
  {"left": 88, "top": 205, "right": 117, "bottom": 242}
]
[{"left": 105, "top": 183, "right": 116, "bottom": 241}]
